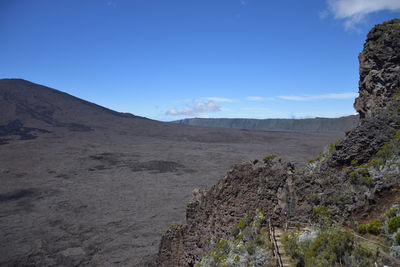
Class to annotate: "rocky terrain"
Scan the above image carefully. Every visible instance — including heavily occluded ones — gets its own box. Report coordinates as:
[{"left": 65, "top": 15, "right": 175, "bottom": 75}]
[
  {"left": 354, "top": 19, "right": 400, "bottom": 119},
  {"left": 157, "top": 19, "right": 400, "bottom": 266},
  {"left": 0, "top": 80, "right": 344, "bottom": 266},
  {"left": 175, "top": 116, "right": 359, "bottom": 133}
]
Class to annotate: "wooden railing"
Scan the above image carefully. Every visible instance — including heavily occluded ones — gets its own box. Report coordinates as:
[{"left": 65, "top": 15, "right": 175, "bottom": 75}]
[{"left": 268, "top": 218, "right": 284, "bottom": 267}]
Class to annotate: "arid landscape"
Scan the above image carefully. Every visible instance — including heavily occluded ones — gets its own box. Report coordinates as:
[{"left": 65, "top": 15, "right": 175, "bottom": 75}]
[
  {"left": 0, "top": 79, "right": 346, "bottom": 266},
  {"left": 2, "top": 0, "right": 400, "bottom": 266}
]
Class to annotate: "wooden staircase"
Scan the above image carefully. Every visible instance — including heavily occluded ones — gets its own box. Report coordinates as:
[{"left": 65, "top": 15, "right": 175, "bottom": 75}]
[
  {"left": 274, "top": 227, "right": 295, "bottom": 267},
  {"left": 268, "top": 218, "right": 296, "bottom": 267}
]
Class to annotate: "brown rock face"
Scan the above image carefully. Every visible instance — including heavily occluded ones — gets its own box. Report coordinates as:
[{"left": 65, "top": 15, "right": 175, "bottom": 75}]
[
  {"left": 355, "top": 19, "right": 400, "bottom": 119},
  {"left": 157, "top": 161, "right": 298, "bottom": 266}
]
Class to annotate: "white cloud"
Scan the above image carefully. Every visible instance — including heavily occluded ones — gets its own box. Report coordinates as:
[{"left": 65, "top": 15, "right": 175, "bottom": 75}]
[
  {"left": 328, "top": 0, "right": 400, "bottom": 29},
  {"left": 245, "top": 96, "right": 275, "bottom": 101},
  {"left": 165, "top": 100, "right": 221, "bottom": 116},
  {"left": 279, "top": 95, "right": 310, "bottom": 101},
  {"left": 107, "top": 1, "right": 116, "bottom": 7},
  {"left": 279, "top": 92, "right": 358, "bottom": 101},
  {"left": 205, "top": 97, "right": 234, "bottom": 103}
]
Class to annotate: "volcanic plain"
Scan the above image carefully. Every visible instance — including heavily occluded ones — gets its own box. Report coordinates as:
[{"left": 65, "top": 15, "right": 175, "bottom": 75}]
[{"left": 0, "top": 79, "right": 345, "bottom": 266}]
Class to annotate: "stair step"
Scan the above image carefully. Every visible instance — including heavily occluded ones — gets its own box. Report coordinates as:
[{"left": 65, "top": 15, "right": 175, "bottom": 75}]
[{"left": 269, "top": 226, "right": 298, "bottom": 267}]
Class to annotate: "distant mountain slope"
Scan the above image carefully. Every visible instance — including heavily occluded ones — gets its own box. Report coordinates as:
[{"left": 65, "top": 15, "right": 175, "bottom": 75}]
[
  {"left": 0, "top": 78, "right": 145, "bottom": 126},
  {"left": 174, "top": 116, "right": 359, "bottom": 132}
]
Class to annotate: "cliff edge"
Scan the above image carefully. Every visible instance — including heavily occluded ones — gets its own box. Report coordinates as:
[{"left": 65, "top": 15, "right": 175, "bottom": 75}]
[{"left": 156, "top": 19, "right": 400, "bottom": 267}]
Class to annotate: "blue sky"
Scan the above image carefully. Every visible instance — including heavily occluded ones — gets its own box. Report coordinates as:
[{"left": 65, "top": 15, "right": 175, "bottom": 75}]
[{"left": 1, "top": 0, "right": 399, "bottom": 121}]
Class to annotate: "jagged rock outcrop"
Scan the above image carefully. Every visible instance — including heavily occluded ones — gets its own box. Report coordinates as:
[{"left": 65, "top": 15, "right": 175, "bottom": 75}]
[
  {"left": 327, "top": 107, "right": 399, "bottom": 167},
  {"left": 158, "top": 160, "right": 297, "bottom": 266},
  {"left": 329, "top": 18, "right": 400, "bottom": 167},
  {"left": 354, "top": 19, "right": 400, "bottom": 119},
  {"left": 157, "top": 19, "right": 400, "bottom": 266}
]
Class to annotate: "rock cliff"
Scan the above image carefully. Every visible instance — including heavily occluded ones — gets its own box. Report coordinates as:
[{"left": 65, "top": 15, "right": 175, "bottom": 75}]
[
  {"left": 157, "top": 19, "right": 400, "bottom": 266},
  {"left": 174, "top": 116, "right": 359, "bottom": 133},
  {"left": 354, "top": 19, "right": 400, "bottom": 119}
]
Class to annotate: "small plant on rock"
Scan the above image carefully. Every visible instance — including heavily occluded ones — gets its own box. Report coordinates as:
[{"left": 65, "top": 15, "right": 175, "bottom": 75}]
[
  {"left": 263, "top": 154, "right": 276, "bottom": 163},
  {"left": 387, "top": 216, "right": 400, "bottom": 234}
]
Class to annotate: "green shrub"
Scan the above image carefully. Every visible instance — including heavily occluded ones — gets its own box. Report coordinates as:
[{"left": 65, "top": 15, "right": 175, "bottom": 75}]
[
  {"left": 357, "top": 224, "right": 367, "bottom": 234},
  {"left": 200, "top": 211, "right": 268, "bottom": 266},
  {"left": 376, "top": 143, "right": 393, "bottom": 159},
  {"left": 231, "top": 217, "right": 249, "bottom": 237},
  {"left": 348, "top": 171, "right": 358, "bottom": 182},
  {"left": 387, "top": 216, "right": 400, "bottom": 233},
  {"left": 366, "top": 158, "right": 383, "bottom": 167},
  {"left": 357, "top": 220, "right": 380, "bottom": 235},
  {"left": 312, "top": 206, "right": 332, "bottom": 226},
  {"left": 335, "top": 194, "right": 350, "bottom": 205},
  {"left": 283, "top": 226, "right": 375, "bottom": 267},
  {"left": 366, "top": 219, "right": 381, "bottom": 235},
  {"left": 282, "top": 232, "right": 299, "bottom": 257},
  {"left": 303, "top": 228, "right": 353, "bottom": 267},
  {"left": 307, "top": 153, "right": 324, "bottom": 164},
  {"left": 394, "top": 130, "right": 400, "bottom": 142},
  {"left": 210, "top": 239, "right": 229, "bottom": 264},
  {"left": 246, "top": 241, "right": 255, "bottom": 255},
  {"left": 351, "top": 244, "right": 376, "bottom": 267},
  {"left": 396, "top": 232, "right": 400, "bottom": 245},
  {"left": 328, "top": 138, "right": 343, "bottom": 153},
  {"left": 309, "top": 193, "right": 319, "bottom": 204},
  {"left": 386, "top": 208, "right": 397, "bottom": 218},
  {"left": 362, "top": 176, "right": 374, "bottom": 185},
  {"left": 263, "top": 154, "right": 276, "bottom": 162},
  {"left": 348, "top": 168, "right": 373, "bottom": 186},
  {"left": 329, "top": 143, "right": 335, "bottom": 152},
  {"left": 234, "top": 232, "right": 243, "bottom": 241},
  {"left": 255, "top": 235, "right": 264, "bottom": 246},
  {"left": 237, "top": 217, "right": 249, "bottom": 229}
]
